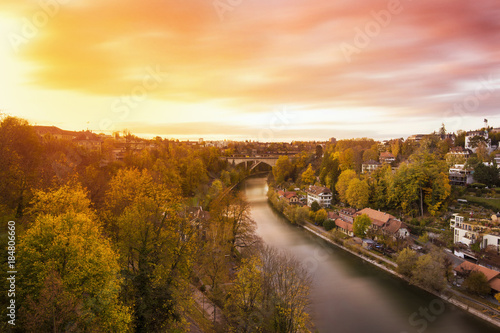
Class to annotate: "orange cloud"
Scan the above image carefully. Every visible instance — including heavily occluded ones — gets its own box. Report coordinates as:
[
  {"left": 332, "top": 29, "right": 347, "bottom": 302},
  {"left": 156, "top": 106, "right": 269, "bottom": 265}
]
[{"left": 2, "top": 0, "right": 500, "bottom": 139}]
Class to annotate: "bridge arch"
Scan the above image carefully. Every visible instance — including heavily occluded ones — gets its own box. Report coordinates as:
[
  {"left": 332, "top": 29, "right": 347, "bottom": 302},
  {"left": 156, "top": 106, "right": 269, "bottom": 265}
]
[{"left": 226, "top": 157, "right": 278, "bottom": 170}]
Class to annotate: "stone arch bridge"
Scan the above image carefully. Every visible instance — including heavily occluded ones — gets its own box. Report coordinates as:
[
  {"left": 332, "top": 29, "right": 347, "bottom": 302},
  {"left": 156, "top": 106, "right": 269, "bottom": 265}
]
[{"left": 225, "top": 156, "right": 279, "bottom": 171}]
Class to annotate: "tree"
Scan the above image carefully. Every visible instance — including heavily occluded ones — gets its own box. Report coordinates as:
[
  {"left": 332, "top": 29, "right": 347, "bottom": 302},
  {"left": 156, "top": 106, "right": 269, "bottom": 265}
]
[
  {"left": 339, "top": 148, "right": 355, "bottom": 171},
  {"left": 28, "top": 182, "right": 94, "bottom": 218},
  {"left": 396, "top": 248, "right": 418, "bottom": 278},
  {"left": 316, "top": 144, "right": 323, "bottom": 159},
  {"left": 346, "top": 178, "right": 369, "bottom": 209},
  {"left": 353, "top": 214, "right": 372, "bottom": 238},
  {"left": 319, "top": 153, "right": 341, "bottom": 192},
  {"left": 210, "top": 192, "right": 258, "bottom": 253},
  {"left": 20, "top": 270, "right": 80, "bottom": 332},
  {"left": 455, "top": 130, "right": 466, "bottom": 147},
  {"left": 315, "top": 208, "right": 328, "bottom": 225},
  {"left": 310, "top": 200, "right": 321, "bottom": 212},
  {"left": 474, "top": 164, "right": 500, "bottom": 187},
  {"left": 260, "top": 246, "right": 311, "bottom": 333},
  {"left": 335, "top": 169, "right": 357, "bottom": 204},
  {"left": 468, "top": 135, "right": 488, "bottom": 149},
  {"left": 0, "top": 116, "right": 42, "bottom": 217},
  {"left": 301, "top": 164, "right": 316, "bottom": 185},
  {"left": 463, "top": 271, "right": 491, "bottom": 295},
  {"left": 273, "top": 156, "right": 293, "bottom": 184},
  {"left": 226, "top": 256, "right": 263, "bottom": 332},
  {"left": 411, "top": 250, "right": 446, "bottom": 292},
  {"left": 18, "top": 212, "right": 131, "bottom": 331},
  {"left": 106, "top": 168, "right": 195, "bottom": 332},
  {"left": 439, "top": 123, "right": 446, "bottom": 136},
  {"left": 389, "top": 153, "right": 450, "bottom": 216},
  {"left": 323, "top": 219, "right": 335, "bottom": 231},
  {"left": 363, "top": 149, "right": 378, "bottom": 162}
]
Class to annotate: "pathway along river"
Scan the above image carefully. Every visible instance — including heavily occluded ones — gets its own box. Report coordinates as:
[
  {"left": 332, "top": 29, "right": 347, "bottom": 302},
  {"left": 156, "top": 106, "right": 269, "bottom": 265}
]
[{"left": 242, "top": 176, "right": 499, "bottom": 333}]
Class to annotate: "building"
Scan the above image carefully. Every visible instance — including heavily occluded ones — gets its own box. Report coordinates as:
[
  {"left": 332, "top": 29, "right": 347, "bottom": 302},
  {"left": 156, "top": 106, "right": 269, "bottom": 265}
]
[
  {"left": 339, "top": 208, "right": 357, "bottom": 223},
  {"left": 380, "top": 152, "right": 395, "bottom": 164},
  {"left": 407, "top": 134, "right": 425, "bottom": 142},
  {"left": 448, "top": 146, "right": 472, "bottom": 160},
  {"left": 383, "top": 219, "right": 410, "bottom": 238},
  {"left": 335, "top": 219, "right": 354, "bottom": 237},
  {"left": 448, "top": 164, "right": 474, "bottom": 186},
  {"left": 34, "top": 125, "right": 77, "bottom": 141},
  {"left": 306, "top": 186, "right": 332, "bottom": 208},
  {"left": 328, "top": 212, "right": 340, "bottom": 221},
  {"left": 450, "top": 214, "right": 483, "bottom": 246},
  {"left": 495, "top": 154, "right": 500, "bottom": 165},
  {"left": 465, "top": 130, "right": 491, "bottom": 153},
  {"left": 450, "top": 214, "right": 500, "bottom": 252},
  {"left": 362, "top": 160, "right": 381, "bottom": 173},
  {"left": 356, "top": 208, "right": 396, "bottom": 230},
  {"left": 440, "top": 133, "right": 456, "bottom": 142},
  {"left": 278, "top": 190, "right": 299, "bottom": 204},
  {"left": 454, "top": 261, "right": 500, "bottom": 293}
]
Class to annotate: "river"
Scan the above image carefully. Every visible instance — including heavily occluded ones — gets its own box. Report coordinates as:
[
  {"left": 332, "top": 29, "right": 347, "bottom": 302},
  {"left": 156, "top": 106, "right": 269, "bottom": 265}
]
[{"left": 242, "top": 176, "right": 499, "bottom": 333}]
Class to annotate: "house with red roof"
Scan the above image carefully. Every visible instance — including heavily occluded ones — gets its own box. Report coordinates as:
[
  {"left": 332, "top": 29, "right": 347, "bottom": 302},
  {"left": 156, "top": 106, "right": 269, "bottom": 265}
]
[
  {"left": 380, "top": 151, "right": 395, "bottom": 164},
  {"left": 454, "top": 261, "right": 500, "bottom": 293}
]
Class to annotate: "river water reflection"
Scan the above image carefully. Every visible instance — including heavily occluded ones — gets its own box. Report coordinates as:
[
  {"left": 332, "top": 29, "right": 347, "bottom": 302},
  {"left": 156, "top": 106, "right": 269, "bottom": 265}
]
[{"left": 243, "top": 177, "right": 498, "bottom": 333}]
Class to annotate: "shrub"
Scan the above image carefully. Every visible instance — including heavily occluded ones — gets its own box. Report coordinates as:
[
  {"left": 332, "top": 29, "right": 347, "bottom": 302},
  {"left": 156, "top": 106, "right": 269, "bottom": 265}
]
[{"left": 323, "top": 219, "right": 335, "bottom": 231}]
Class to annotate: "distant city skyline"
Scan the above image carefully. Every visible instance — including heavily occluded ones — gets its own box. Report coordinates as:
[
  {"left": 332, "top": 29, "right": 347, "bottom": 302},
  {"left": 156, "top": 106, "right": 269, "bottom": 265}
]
[{"left": 1, "top": 0, "right": 500, "bottom": 141}]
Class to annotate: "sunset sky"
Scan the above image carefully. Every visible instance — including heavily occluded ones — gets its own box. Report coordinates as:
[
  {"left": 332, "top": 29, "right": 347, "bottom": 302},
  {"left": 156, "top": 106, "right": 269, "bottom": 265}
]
[{"left": 1, "top": 0, "right": 499, "bottom": 141}]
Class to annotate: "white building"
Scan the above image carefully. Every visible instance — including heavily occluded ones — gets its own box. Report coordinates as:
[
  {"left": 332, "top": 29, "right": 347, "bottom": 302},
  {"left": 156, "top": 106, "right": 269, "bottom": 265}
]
[
  {"left": 362, "top": 160, "right": 381, "bottom": 173},
  {"left": 450, "top": 214, "right": 500, "bottom": 252},
  {"left": 448, "top": 164, "right": 474, "bottom": 186},
  {"left": 465, "top": 130, "right": 491, "bottom": 153},
  {"left": 450, "top": 214, "right": 482, "bottom": 246},
  {"left": 306, "top": 185, "right": 332, "bottom": 208},
  {"left": 482, "top": 234, "right": 500, "bottom": 252}
]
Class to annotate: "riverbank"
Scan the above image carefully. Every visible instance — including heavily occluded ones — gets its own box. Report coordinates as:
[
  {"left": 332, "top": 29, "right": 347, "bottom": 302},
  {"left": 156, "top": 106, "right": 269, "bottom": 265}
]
[{"left": 266, "top": 196, "right": 500, "bottom": 329}]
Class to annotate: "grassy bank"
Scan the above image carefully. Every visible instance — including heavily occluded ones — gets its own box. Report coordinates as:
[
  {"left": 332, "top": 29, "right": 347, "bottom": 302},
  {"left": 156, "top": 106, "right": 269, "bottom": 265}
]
[{"left": 464, "top": 196, "right": 500, "bottom": 211}]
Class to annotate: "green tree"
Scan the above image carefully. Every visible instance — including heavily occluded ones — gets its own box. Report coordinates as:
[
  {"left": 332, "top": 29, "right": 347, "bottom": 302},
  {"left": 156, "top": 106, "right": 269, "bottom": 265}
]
[
  {"left": 301, "top": 164, "right": 316, "bottom": 184},
  {"left": 319, "top": 152, "right": 341, "bottom": 192},
  {"left": 463, "top": 271, "right": 491, "bottom": 295},
  {"left": 473, "top": 163, "right": 500, "bottom": 187},
  {"left": 396, "top": 248, "right": 418, "bottom": 278},
  {"left": 335, "top": 169, "right": 357, "bottom": 204},
  {"left": 389, "top": 153, "right": 451, "bottom": 216},
  {"left": 106, "top": 168, "right": 195, "bottom": 332},
  {"left": 18, "top": 211, "right": 131, "bottom": 331},
  {"left": 323, "top": 219, "right": 335, "bottom": 231},
  {"left": 346, "top": 178, "right": 369, "bottom": 209},
  {"left": 310, "top": 200, "right": 321, "bottom": 212},
  {"left": 353, "top": 214, "right": 372, "bottom": 238}
]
